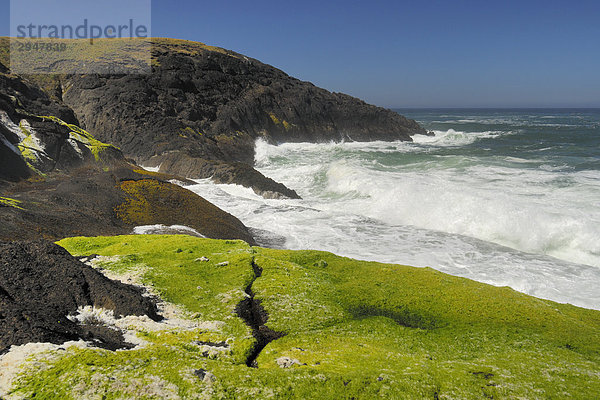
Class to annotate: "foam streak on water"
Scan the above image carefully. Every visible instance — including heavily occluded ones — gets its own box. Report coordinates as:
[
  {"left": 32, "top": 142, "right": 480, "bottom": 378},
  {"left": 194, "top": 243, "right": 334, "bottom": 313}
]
[{"left": 185, "top": 109, "right": 600, "bottom": 310}]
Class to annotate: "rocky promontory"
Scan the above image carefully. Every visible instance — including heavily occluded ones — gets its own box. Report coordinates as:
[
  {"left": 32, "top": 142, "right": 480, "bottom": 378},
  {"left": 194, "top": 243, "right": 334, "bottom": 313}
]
[
  {"left": 0, "top": 37, "right": 429, "bottom": 241},
  {"left": 60, "top": 39, "right": 425, "bottom": 167}
]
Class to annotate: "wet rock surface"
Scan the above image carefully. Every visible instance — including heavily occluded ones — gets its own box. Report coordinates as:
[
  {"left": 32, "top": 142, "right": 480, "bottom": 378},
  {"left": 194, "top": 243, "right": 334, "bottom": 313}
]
[
  {"left": 0, "top": 240, "right": 160, "bottom": 354},
  {"left": 149, "top": 153, "right": 300, "bottom": 199}
]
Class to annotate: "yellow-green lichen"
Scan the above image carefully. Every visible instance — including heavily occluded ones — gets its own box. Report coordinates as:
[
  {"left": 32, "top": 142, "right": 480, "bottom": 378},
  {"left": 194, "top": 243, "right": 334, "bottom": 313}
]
[
  {"left": 113, "top": 180, "right": 248, "bottom": 243},
  {"left": 17, "top": 141, "right": 39, "bottom": 164},
  {"left": 14, "top": 124, "right": 47, "bottom": 176},
  {"left": 39, "top": 115, "right": 118, "bottom": 162},
  {"left": 269, "top": 114, "right": 293, "bottom": 131},
  {"left": 179, "top": 127, "right": 203, "bottom": 138},
  {"left": 0, "top": 196, "right": 24, "bottom": 210},
  {"left": 269, "top": 113, "right": 281, "bottom": 125},
  {"left": 18, "top": 120, "right": 30, "bottom": 137},
  {"left": 16, "top": 121, "right": 39, "bottom": 163}
]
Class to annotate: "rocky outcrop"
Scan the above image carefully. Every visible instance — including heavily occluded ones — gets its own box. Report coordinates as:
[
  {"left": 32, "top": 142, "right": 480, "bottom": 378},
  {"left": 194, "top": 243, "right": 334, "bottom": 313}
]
[
  {"left": 0, "top": 240, "right": 160, "bottom": 353},
  {"left": 147, "top": 152, "right": 300, "bottom": 199},
  {"left": 0, "top": 38, "right": 427, "bottom": 198},
  {"left": 0, "top": 166, "right": 256, "bottom": 244},
  {"left": 115, "top": 178, "right": 257, "bottom": 243}
]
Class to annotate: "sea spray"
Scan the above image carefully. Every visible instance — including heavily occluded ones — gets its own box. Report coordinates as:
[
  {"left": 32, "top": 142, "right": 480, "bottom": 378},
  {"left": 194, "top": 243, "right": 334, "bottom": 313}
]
[{"left": 185, "top": 109, "right": 600, "bottom": 310}]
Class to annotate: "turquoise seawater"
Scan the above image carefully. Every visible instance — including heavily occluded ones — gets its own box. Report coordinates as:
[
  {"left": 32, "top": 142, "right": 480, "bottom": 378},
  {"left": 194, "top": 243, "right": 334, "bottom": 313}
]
[
  {"left": 184, "top": 109, "right": 600, "bottom": 310},
  {"left": 400, "top": 108, "right": 600, "bottom": 171}
]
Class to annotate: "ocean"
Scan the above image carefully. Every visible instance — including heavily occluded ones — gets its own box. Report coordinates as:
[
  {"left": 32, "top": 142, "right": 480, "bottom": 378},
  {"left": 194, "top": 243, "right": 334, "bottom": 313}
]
[{"left": 185, "top": 109, "right": 600, "bottom": 310}]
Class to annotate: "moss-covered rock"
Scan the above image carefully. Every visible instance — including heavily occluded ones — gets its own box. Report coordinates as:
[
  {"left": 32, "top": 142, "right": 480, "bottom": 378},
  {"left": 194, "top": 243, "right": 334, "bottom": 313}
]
[
  {"left": 0, "top": 168, "right": 254, "bottom": 243},
  {"left": 115, "top": 179, "right": 256, "bottom": 244},
  {"left": 0, "top": 60, "right": 124, "bottom": 181},
  {"left": 2, "top": 235, "right": 596, "bottom": 399}
]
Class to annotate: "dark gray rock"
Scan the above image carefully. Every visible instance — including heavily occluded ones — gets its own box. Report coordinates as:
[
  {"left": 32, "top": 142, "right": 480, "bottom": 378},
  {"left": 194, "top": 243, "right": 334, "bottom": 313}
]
[{"left": 0, "top": 240, "right": 160, "bottom": 353}]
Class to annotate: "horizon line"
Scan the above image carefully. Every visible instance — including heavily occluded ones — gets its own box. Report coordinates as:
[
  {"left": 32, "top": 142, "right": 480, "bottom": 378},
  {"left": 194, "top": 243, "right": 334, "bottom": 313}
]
[{"left": 389, "top": 106, "right": 600, "bottom": 110}]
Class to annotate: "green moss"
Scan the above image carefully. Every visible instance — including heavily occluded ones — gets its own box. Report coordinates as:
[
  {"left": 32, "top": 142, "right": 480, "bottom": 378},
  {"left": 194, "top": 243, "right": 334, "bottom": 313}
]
[
  {"left": 251, "top": 248, "right": 600, "bottom": 398},
  {"left": 38, "top": 115, "right": 118, "bottom": 162},
  {"left": 58, "top": 235, "right": 256, "bottom": 361},
  {"left": 7, "top": 235, "right": 599, "bottom": 399},
  {"left": 16, "top": 121, "right": 39, "bottom": 163},
  {"left": 0, "top": 196, "right": 24, "bottom": 210}
]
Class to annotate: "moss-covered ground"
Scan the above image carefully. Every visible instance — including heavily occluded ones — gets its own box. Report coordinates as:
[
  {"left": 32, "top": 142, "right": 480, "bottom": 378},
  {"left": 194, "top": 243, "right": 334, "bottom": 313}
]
[{"left": 5, "top": 235, "right": 599, "bottom": 399}]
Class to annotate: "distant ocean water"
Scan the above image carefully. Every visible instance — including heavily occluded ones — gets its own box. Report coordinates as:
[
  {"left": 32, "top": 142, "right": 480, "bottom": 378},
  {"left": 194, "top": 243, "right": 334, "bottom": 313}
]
[{"left": 185, "top": 109, "right": 600, "bottom": 310}]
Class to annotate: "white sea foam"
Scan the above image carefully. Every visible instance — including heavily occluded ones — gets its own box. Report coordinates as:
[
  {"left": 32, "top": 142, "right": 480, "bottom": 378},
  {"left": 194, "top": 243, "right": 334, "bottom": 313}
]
[
  {"left": 321, "top": 161, "right": 600, "bottom": 267},
  {"left": 141, "top": 164, "right": 161, "bottom": 172},
  {"left": 183, "top": 135, "right": 600, "bottom": 310},
  {"left": 411, "top": 129, "right": 504, "bottom": 146}
]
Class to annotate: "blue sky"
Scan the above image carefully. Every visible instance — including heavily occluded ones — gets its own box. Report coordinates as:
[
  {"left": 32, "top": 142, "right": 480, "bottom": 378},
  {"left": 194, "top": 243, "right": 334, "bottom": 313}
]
[{"left": 1, "top": 0, "right": 599, "bottom": 107}]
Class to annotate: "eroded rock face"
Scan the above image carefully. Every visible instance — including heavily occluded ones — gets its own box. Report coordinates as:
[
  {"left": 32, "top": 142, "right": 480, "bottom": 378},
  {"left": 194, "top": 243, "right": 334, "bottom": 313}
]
[
  {"left": 0, "top": 240, "right": 160, "bottom": 353},
  {"left": 0, "top": 61, "right": 124, "bottom": 181},
  {"left": 51, "top": 39, "right": 425, "bottom": 197},
  {"left": 0, "top": 39, "right": 426, "bottom": 198}
]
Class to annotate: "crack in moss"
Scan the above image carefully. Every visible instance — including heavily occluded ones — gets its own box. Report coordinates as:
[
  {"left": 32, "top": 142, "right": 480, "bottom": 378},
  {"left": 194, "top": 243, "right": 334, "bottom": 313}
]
[{"left": 235, "top": 258, "right": 285, "bottom": 367}]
